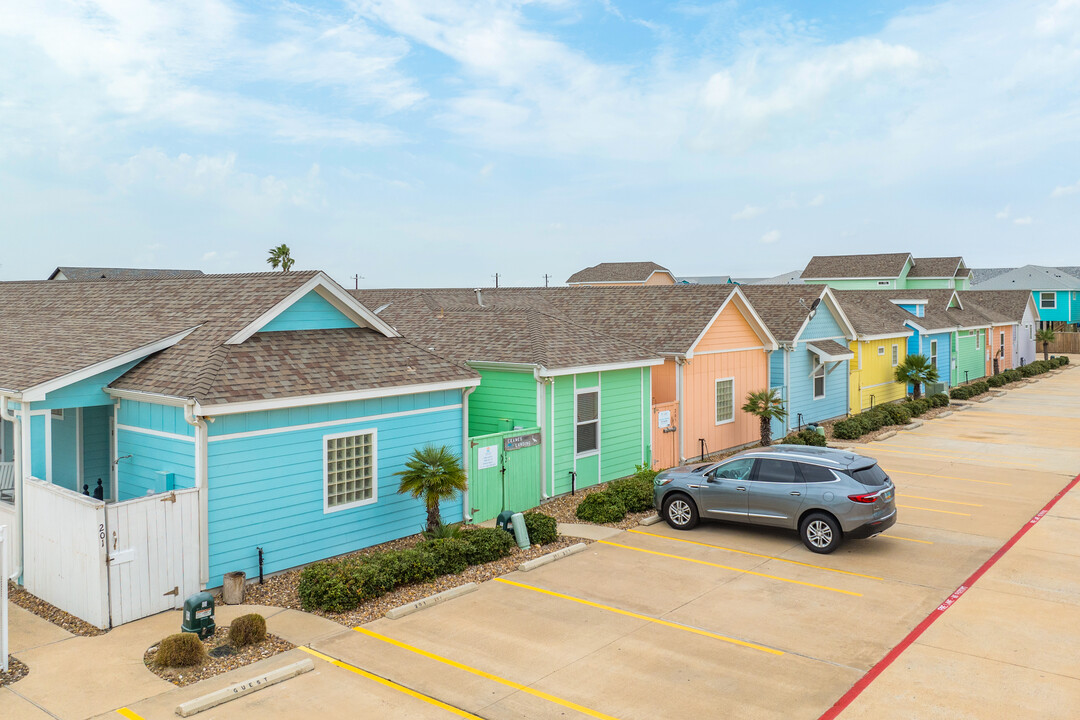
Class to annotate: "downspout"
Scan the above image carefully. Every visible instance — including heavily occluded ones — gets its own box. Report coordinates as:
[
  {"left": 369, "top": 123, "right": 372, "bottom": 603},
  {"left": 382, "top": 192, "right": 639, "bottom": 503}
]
[
  {"left": 675, "top": 356, "right": 686, "bottom": 464},
  {"left": 0, "top": 394, "right": 23, "bottom": 581},
  {"left": 183, "top": 401, "right": 210, "bottom": 587},
  {"left": 534, "top": 367, "right": 549, "bottom": 500},
  {"left": 461, "top": 385, "right": 476, "bottom": 523}
]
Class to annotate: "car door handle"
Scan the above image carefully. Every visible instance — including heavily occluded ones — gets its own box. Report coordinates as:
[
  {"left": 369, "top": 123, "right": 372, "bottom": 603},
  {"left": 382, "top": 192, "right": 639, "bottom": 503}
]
[
  {"left": 790, "top": 491, "right": 801, "bottom": 496},
  {"left": 736, "top": 486, "right": 747, "bottom": 492}
]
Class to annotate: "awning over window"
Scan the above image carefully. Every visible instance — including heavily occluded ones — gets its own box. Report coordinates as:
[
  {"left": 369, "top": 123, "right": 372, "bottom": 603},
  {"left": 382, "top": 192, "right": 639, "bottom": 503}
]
[{"left": 806, "top": 340, "right": 855, "bottom": 362}]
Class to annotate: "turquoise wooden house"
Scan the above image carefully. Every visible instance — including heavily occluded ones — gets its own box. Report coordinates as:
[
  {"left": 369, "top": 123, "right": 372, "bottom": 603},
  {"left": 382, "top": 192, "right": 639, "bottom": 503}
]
[
  {"left": 0, "top": 272, "right": 478, "bottom": 628},
  {"left": 972, "top": 265, "right": 1080, "bottom": 328},
  {"left": 354, "top": 289, "right": 663, "bottom": 521},
  {"left": 740, "top": 286, "right": 857, "bottom": 436}
]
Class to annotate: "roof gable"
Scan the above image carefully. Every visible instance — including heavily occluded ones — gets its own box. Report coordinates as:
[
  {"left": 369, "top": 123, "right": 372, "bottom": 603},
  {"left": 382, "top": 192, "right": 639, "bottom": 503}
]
[
  {"left": 258, "top": 288, "right": 360, "bottom": 333},
  {"left": 908, "top": 257, "right": 965, "bottom": 278}
]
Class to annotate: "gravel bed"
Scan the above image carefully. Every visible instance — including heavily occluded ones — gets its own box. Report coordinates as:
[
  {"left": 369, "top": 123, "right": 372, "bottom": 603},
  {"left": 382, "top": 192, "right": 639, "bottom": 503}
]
[
  {"left": 144, "top": 630, "right": 294, "bottom": 687},
  {"left": 539, "top": 485, "right": 657, "bottom": 530},
  {"left": 240, "top": 534, "right": 587, "bottom": 628},
  {"left": 7, "top": 580, "right": 106, "bottom": 637},
  {"left": 0, "top": 656, "right": 30, "bottom": 686}
]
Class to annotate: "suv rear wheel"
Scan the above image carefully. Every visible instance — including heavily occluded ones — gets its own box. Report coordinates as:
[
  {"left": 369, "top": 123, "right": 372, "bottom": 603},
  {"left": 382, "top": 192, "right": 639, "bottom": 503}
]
[
  {"left": 663, "top": 493, "right": 699, "bottom": 530},
  {"left": 800, "top": 512, "right": 841, "bottom": 554}
]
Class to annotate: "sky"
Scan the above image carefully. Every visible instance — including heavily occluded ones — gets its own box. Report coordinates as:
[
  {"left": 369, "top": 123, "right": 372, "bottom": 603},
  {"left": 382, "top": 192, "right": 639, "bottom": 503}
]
[{"left": 1, "top": 0, "right": 1078, "bottom": 287}]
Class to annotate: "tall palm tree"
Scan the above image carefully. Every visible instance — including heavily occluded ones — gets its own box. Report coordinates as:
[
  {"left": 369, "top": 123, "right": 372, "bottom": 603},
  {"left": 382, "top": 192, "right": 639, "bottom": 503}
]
[
  {"left": 394, "top": 445, "right": 468, "bottom": 532},
  {"left": 894, "top": 353, "right": 939, "bottom": 399},
  {"left": 267, "top": 244, "right": 294, "bottom": 271},
  {"left": 1035, "top": 328, "right": 1056, "bottom": 362},
  {"left": 741, "top": 389, "right": 787, "bottom": 447}
]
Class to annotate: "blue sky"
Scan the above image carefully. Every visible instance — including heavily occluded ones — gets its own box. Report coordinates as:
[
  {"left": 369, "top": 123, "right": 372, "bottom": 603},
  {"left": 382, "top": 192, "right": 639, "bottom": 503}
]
[{"left": 1, "top": 0, "right": 1077, "bottom": 287}]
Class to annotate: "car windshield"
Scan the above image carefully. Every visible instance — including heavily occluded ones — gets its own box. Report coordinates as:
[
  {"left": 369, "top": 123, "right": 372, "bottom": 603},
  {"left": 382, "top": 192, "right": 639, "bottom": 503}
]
[{"left": 852, "top": 464, "right": 890, "bottom": 487}]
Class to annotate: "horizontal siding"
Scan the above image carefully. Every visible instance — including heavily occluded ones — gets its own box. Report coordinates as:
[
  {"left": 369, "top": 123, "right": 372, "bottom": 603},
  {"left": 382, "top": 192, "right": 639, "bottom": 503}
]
[
  {"left": 551, "top": 376, "right": 574, "bottom": 495},
  {"left": 468, "top": 370, "right": 537, "bottom": 436},
  {"left": 956, "top": 330, "right": 986, "bottom": 384},
  {"left": 849, "top": 338, "right": 907, "bottom": 413},
  {"left": 787, "top": 345, "right": 849, "bottom": 431},
  {"left": 205, "top": 406, "right": 462, "bottom": 587},
  {"left": 51, "top": 413, "right": 79, "bottom": 492},
  {"left": 116, "top": 429, "right": 195, "bottom": 501},
  {"left": 259, "top": 289, "right": 358, "bottom": 332}
]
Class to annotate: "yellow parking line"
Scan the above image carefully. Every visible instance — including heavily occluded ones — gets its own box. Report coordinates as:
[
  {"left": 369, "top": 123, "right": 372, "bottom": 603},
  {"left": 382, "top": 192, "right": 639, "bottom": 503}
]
[
  {"left": 898, "top": 494, "right": 983, "bottom": 507},
  {"left": 881, "top": 442, "right": 1036, "bottom": 462},
  {"left": 353, "top": 627, "right": 624, "bottom": 719},
  {"left": 867, "top": 446, "right": 1038, "bottom": 468},
  {"left": 887, "top": 469, "right": 1010, "bottom": 486},
  {"left": 598, "top": 541, "right": 862, "bottom": 596},
  {"left": 882, "top": 534, "right": 934, "bottom": 545},
  {"left": 116, "top": 710, "right": 145, "bottom": 720},
  {"left": 298, "top": 647, "right": 483, "bottom": 719},
  {"left": 627, "top": 529, "right": 884, "bottom": 580},
  {"left": 897, "top": 504, "right": 972, "bottom": 517},
  {"left": 495, "top": 578, "right": 784, "bottom": 655}
]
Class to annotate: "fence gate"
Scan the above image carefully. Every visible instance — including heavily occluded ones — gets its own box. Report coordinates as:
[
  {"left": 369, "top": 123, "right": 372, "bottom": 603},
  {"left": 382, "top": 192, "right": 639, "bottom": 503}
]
[
  {"left": 651, "top": 402, "right": 679, "bottom": 470},
  {"left": 105, "top": 488, "right": 201, "bottom": 626},
  {"left": 467, "top": 428, "right": 542, "bottom": 523}
]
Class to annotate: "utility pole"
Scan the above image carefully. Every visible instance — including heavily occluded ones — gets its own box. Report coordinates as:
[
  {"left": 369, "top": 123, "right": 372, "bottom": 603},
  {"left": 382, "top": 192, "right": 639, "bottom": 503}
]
[
  {"left": 543, "top": 273, "right": 552, "bottom": 287},
  {"left": 352, "top": 274, "right": 364, "bottom": 289},
  {"left": 492, "top": 273, "right": 500, "bottom": 289}
]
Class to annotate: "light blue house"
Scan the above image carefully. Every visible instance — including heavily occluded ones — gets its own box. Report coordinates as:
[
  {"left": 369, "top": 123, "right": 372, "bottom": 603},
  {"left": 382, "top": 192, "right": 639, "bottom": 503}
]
[
  {"left": 741, "top": 286, "right": 856, "bottom": 436},
  {"left": 0, "top": 271, "right": 478, "bottom": 626}
]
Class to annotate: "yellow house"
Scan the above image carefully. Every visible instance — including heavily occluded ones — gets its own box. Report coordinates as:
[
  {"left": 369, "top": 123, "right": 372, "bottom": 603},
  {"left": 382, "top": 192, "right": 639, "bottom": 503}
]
[{"left": 834, "top": 291, "right": 916, "bottom": 414}]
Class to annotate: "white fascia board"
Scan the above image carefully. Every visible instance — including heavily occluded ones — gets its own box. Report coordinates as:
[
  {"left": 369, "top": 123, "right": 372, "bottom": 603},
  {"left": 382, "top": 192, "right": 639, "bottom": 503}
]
[
  {"left": 538, "top": 358, "right": 666, "bottom": 378},
  {"left": 858, "top": 330, "right": 914, "bottom": 342},
  {"left": 194, "top": 377, "right": 481, "bottom": 417},
  {"left": 225, "top": 272, "right": 401, "bottom": 345},
  {"left": 686, "top": 289, "right": 778, "bottom": 359},
  {"left": 21, "top": 325, "right": 201, "bottom": 402},
  {"left": 889, "top": 299, "right": 929, "bottom": 305},
  {"left": 105, "top": 388, "right": 191, "bottom": 407},
  {"left": 467, "top": 361, "right": 538, "bottom": 373}
]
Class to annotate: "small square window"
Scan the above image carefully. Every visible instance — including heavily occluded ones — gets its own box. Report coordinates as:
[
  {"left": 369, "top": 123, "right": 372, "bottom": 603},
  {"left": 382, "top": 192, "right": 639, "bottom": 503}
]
[
  {"left": 877, "top": 346, "right": 885, "bottom": 356},
  {"left": 324, "top": 430, "right": 376, "bottom": 512},
  {"left": 715, "top": 378, "right": 734, "bottom": 425}
]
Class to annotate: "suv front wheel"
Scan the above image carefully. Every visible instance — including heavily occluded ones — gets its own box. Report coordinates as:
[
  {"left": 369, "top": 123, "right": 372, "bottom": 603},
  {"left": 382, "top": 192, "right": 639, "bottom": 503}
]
[
  {"left": 800, "top": 512, "right": 842, "bottom": 554},
  {"left": 663, "top": 493, "right": 699, "bottom": 530}
]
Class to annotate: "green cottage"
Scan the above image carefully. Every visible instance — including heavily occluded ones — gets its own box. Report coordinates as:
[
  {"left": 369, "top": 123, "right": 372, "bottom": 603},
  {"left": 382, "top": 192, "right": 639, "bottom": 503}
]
[{"left": 354, "top": 288, "right": 662, "bottom": 521}]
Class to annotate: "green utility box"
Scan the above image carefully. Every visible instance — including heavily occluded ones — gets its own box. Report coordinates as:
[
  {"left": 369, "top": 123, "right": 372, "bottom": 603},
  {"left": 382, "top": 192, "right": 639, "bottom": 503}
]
[{"left": 181, "top": 592, "right": 216, "bottom": 639}]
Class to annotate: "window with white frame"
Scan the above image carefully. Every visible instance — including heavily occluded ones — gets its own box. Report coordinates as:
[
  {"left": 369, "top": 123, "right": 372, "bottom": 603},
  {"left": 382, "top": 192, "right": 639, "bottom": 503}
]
[
  {"left": 50, "top": 408, "right": 64, "bottom": 419},
  {"left": 877, "top": 346, "right": 885, "bottom": 356},
  {"left": 576, "top": 389, "right": 599, "bottom": 455},
  {"left": 930, "top": 340, "right": 938, "bottom": 366},
  {"left": 813, "top": 363, "right": 825, "bottom": 399},
  {"left": 1040, "top": 293, "right": 1056, "bottom": 310},
  {"left": 715, "top": 378, "right": 735, "bottom": 425},
  {"left": 891, "top": 344, "right": 899, "bottom": 366},
  {"left": 1000, "top": 331, "right": 1005, "bottom": 356},
  {"left": 324, "top": 430, "right": 376, "bottom": 511}
]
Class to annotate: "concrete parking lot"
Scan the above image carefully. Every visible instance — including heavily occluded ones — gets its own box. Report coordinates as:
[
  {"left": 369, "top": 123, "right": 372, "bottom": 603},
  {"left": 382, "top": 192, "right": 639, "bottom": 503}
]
[{"left": 5, "top": 367, "right": 1079, "bottom": 720}]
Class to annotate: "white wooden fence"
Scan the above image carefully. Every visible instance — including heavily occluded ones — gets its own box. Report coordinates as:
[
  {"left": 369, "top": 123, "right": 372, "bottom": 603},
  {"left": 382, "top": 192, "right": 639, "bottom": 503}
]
[
  {"left": 22, "top": 478, "right": 110, "bottom": 629},
  {"left": 0, "top": 500, "right": 15, "bottom": 579},
  {"left": 2, "top": 524, "right": 8, "bottom": 673}
]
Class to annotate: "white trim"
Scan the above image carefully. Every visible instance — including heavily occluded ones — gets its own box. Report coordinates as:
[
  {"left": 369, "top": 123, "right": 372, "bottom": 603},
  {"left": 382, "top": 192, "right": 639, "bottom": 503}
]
[
  {"left": 467, "top": 361, "right": 537, "bottom": 373},
  {"left": 639, "top": 368, "right": 644, "bottom": 468},
  {"left": 930, "top": 340, "right": 938, "bottom": 367},
  {"left": 105, "top": 388, "right": 190, "bottom": 406},
  {"left": 862, "top": 379, "right": 903, "bottom": 390},
  {"left": 1039, "top": 292, "right": 1057, "bottom": 310},
  {"left": 116, "top": 424, "right": 196, "bottom": 443},
  {"left": 889, "top": 299, "right": 930, "bottom": 306},
  {"left": 685, "top": 287, "right": 779, "bottom": 357},
  {"left": 858, "top": 331, "right": 914, "bottom": 342},
  {"left": 44, "top": 411, "right": 52, "bottom": 483},
  {"left": 537, "top": 374, "right": 547, "bottom": 499},
  {"left": 806, "top": 341, "right": 855, "bottom": 362},
  {"left": 209, "top": 404, "right": 463, "bottom": 442},
  {"left": 574, "top": 385, "right": 600, "bottom": 459},
  {"left": 714, "top": 377, "right": 735, "bottom": 426},
  {"left": 691, "top": 345, "right": 766, "bottom": 356},
  {"left": 877, "top": 346, "right": 886, "bottom": 356},
  {"left": 194, "top": 378, "right": 480, "bottom": 417},
  {"left": 76, "top": 408, "right": 84, "bottom": 490},
  {"left": 110, "top": 403, "right": 118, "bottom": 501},
  {"left": 538, "top": 358, "right": 664, "bottom": 377},
  {"left": 21, "top": 326, "right": 201, "bottom": 401},
  {"left": 550, "top": 376, "right": 556, "bottom": 497},
  {"left": 322, "top": 427, "right": 378, "bottom": 514},
  {"left": 226, "top": 273, "right": 400, "bottom": 344},
  {"left": 812, "top": 363, "right": 826, "bottom": 400}
]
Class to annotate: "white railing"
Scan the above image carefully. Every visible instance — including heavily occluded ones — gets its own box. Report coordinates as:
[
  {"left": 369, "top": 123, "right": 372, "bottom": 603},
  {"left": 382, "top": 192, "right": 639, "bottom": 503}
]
[{"left": 0, "top": 461, "right": 13, "bottom": 504}]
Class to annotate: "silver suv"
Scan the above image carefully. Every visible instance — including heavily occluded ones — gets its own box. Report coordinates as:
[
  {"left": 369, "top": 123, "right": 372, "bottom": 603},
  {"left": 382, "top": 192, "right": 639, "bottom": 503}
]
[{"left": 653, "top": 445, "right": 897, "bottom": 553}]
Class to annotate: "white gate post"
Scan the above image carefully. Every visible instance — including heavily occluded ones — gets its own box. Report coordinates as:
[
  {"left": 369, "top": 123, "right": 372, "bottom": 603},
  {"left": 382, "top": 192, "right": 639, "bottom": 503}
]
[{"left": 1, "top": 524, "right": 8, "bottom": 673}]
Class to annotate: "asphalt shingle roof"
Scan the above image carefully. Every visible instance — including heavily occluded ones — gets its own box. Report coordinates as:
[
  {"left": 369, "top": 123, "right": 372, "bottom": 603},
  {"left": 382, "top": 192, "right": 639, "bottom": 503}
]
[
  {"left": 971, "top": 265, "right": 1080, "bottom": 291},
  {"left": 959, "top": 290, "right": 1035, "bottom": 324},
  {"left": 738, "top": 285, "right": 831, "bottom": 343},
  {"left": 49, "top": 267, "right": 205, "bottom": 281},
  {"left": 908, "top": 257, "right": 965, "bottom": 278},
  {"left": 566, "top": 262, "right": 671, "bottom": 284},
  {"left": 832, "top": 291, "right": 916, "bottom": 337},
  {"left": 801, "top": 253, "right": 911, "bottom": 279}
]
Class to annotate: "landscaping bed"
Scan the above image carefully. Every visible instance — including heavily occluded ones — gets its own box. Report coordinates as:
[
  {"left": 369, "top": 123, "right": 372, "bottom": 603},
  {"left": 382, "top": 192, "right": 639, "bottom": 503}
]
[
  {"left": 0, "top": 656, "right": 30, "bottom": 687},
  {"left": 144, "top": 620, "right": 293, "bottom": 687},
  {"left": 7, "top": 580, "right": 106, "bottom": 637}
]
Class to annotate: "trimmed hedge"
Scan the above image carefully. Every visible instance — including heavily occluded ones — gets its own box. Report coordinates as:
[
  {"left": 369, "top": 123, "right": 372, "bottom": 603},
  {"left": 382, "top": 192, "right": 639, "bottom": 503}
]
[
  {"left": 607, "top": 476, "right": 655, "bottom": 513},
  {"left": 782, "top": 428, "right": 827, "bottom": 446},
  {"left": 950, "top": 379, "right": 991, "bottom": 400},
  {"left": 831, "top": 393, "right": 949, "bottom": 441},
  {"left": 156, "top": 633, "right": 206, "bottom": 668},
  {"left": 575, "top": 492, "right": 628, "bottom": 524},
  {"left": 523, "top": 512, "right": 559, "bottom": 545},
  {"left": 298, "top": 527, "right": 516, "bottom": 612}
]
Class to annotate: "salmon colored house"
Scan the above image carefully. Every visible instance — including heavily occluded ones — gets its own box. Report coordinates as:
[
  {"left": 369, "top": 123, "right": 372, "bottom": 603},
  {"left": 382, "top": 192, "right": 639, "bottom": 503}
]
[
  {"left": 565, "top": 262, "right": 677, "bottom": 286},
  {"left": 545, "top": 286, "right": 778, "bottom": 468}
]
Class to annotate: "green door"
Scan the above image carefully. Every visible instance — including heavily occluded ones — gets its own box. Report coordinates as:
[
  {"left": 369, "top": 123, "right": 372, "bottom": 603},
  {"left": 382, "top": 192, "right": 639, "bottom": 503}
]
[{"left": 467, "top": 428, "right": 542, "bottom": 522}]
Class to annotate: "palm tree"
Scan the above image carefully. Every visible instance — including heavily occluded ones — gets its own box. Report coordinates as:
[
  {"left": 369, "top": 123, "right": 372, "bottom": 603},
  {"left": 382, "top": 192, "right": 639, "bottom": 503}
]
[
  {"left": 741, "top": 389, "right": 787, "bottom": 447},
  {"left": 1035, "top": 328, "right": 1056, "bottom": 362},
  {"left": 894, "top": 353, "right": 939, "bottom": 399},
  {"left": 267, "top": 244, "right": 294, "bottom": 271},
  {"left": 394, "top": 445, "right": 468, "bottom": 532}
]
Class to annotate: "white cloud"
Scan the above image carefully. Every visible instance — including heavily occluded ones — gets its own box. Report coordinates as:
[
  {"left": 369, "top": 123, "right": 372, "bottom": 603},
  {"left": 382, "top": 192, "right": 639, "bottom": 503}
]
[
  {"left": 761, "top": 229, "right": 781, "bottom": 243},
  {"left": 202, "top": 251, "right": 218, "bottom": 261},
  {"left": 996, "top": 205, "right": 1011, "bottom": 219},
  {"left": 1013, "top": 216, "right": 1034, "bottom": 225},
  {"left": 1051, "top": 180, "right": 1080, "bottom": 197},
  {"left": 480, "top": 162, "right": 496, "bottom": 177},
  {"left": 807, "top": 194, "right": 825, "bottom": 207},
  {"left": 732, "top": 205, "right": 765, "bottom": 220}
]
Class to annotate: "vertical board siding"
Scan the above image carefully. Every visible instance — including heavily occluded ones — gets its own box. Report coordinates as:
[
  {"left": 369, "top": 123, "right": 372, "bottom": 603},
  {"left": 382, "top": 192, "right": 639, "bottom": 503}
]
[
  {"left": 116, "top": 430, "right": 195, "bottom": 500},
  {"left": 848, "top": 338, "right": 908, "bottom": 413},
  {"left": 692, "top": 302, "right": 764, "bottom": 353},
  {"left": 681, "top": 350, "right": 767, "bottom": 459},
  {"left": 22, "top": 479, "right": 109, "bottom": 629},
  {"left": 82, "top": 406, "right": 111, "bottom": 495},
  {"left": 919, "top": 332, "right": 952, "bottom": 387},
  {"left": 117, "top": 400, "right": 194, "bottom": 436},
  {"left": 0, "top": 501, "right": 16, "bottom": 577},
  {"left": 30, "top": 414, "right": 46, "bottom": 479},
  {"left": 468, "top": 370, "right": 537, "bottom": 436},
  {"left": 2, "top": 419, "right": 13, "bottom": 462},
  {"left": 599, "top": 368, "right": 646, "bottom": 483},
  {"left": 258, "top": 289, "right": 359, "bottom": 332},
  {"left": 651, "top": 360, "right": 677, "bottom": 403},
  {"left": 50, "top": 413, "right": 79, "bottom": 491},
  {"left": 28, "top": 359, "right": 142, "bottom": 411},
  {"left": 205, "top": 405, "right": 463, "bottom": 587}
]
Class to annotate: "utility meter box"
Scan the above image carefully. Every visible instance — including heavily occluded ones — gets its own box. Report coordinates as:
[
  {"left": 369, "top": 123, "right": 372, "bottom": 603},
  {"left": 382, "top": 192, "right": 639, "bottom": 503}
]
[{"left": 181, "top": 592, "right": 216, "bottom": 639}]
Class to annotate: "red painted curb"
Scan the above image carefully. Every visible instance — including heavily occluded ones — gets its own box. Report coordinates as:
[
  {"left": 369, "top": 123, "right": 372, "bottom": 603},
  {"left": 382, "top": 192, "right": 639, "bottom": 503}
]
[{"left": 819, "top": 472, "right": 1080, "bottom": 720}]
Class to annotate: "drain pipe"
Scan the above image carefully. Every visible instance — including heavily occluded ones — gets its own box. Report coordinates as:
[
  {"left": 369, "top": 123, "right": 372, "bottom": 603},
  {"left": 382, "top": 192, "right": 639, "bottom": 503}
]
[
  {"left": 183, "top": 400, "right": 210, "bottom": 587},
  {"left": 461, "top": 385, "right": 477, "bottom": 523},
  {"left": 0, "top": 393, "right": 23, "bottom": 581}
]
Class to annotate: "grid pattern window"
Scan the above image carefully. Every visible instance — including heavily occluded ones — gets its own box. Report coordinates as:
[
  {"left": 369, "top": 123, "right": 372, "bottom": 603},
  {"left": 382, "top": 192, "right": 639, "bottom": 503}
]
[
  {"left": 877, "top": 346, "right": 885, "bottom": 356},
  {"left": 891, "top": 345, "right": 899, "bottom": 366},
  {"left": 576, "top": 390, "right": 599, "bottom": 455},
  {"left": 930, "top": 340, "right": 938, "bottom": 366},
  {"left": 813, "top": 364, "right": 825, "bottom": 399},
  {"left": 324, "top": 431, "right": 376, "bottom": 511},
  {"left": 1040, "top": 293, "right": 1056, "bottom": 309},
  {"left": 715, "top": 379, "right": 735, "bottom": 425}
]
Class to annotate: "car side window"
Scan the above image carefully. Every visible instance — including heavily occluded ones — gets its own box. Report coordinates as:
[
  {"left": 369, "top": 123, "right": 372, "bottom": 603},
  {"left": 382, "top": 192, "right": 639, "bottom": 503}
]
[
  {"left": 754, "top": 459, "right": 799, "bottom": 483},
  {"left": 712, "top": 458, "right": 755, "bottom": 480},
  {"left": 798, "top": 463, "right": 836, "bottom": 483}
]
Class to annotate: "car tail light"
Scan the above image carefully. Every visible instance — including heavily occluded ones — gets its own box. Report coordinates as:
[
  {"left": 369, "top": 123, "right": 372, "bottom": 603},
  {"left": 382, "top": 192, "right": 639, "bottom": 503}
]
[{"left": 847, "top": 492, "right": 878, "bottom": 504}]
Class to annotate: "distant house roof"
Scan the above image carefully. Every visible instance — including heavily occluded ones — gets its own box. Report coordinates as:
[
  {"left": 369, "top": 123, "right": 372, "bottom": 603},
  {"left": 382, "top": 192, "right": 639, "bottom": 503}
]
[
  {"left": 48, "top": 267, "right": 205, "bottom": 281},
  {"left": 0, "top": 272, "right": 475, "bottom": 406},
  {"left": 739, "top": 285, "right": 849, "bottom": 343},
  {"left": 566, "top": 262, "right": 672, "bottom": 285},
  {"left": 832, "top": 291, "right": 916, "bottom": 337},
  {"left": 971, "top": 267, "right": 1015, "bottom": 285},
  {"left": 908, "top": 257, "right": 967, "bottom": 279},
  {"left": 751, "top": 270, "right": 803, "bottom": 285},
  {"left": 676, "top": 275, "right": 764, "bottom": 285},
  {"left": 801, "top": 253, "right": 912, "bottom": 280},
  {"left": 960, "top": 290, "right": 1037, "bottom": 324},
  {"left": 970, "top": 265, "right": 1080, "bottom": 291}
]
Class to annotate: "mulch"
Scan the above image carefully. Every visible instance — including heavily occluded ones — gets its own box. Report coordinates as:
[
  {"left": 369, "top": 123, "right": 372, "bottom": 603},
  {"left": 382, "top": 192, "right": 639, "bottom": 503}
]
[
  {"left": 144, "top": 629, "right": 294, "bottom": 687},
  {"left": 0, "top": 656, "right": 30, "bottom": 686}
]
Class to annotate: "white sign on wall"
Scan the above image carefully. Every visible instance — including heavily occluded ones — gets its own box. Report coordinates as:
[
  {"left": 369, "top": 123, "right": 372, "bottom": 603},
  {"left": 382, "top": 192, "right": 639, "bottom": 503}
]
[
  {"left": 477, "top": 445, "right": 499, "bottom": 470},
  {"left": 657, "top": 410, "right": 671, "bottom": 429}
]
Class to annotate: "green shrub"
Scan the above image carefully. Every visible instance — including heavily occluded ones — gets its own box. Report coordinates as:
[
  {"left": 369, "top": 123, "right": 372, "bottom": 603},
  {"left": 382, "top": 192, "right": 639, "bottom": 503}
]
[
  {"left": 1061, "top": 356, "right": 1070, "bottom": 365},
  {"left": 949, "top": 386, "right": 966, "bottom": 400},
  {"left": 831, "top": 417, "right": 866, "bottom": 440},
  {"left": 929, "top": 393, "right": 950, "bottom": 408},
  {"left": 631, "top": 464, "right": 660, "bottom": 484},
  {"left": 607, "top": 476, "right": 655, "bottom": 513},
  {"left": 228, "top": 613, "right": 267, "bottom": 647},
  {"left": 974, "top": 380, "right": 990, "bottom": 394},
  {"left": 987, "top": 374, "right": 1007, "bottom": 388},
  {"left": 522, "top": 512, "right": 559, "bottom": 545},
  {"left": 298, "top": 560, "right": 361, "bottom": 613},
  {"left": 421, "top": 537, "right": 471, "bottom": 575},
  {"left": 423, "top": 523, "right": 463, "bottom": 540},
  {"left": 1004, "top": 369, "right": 1023, "bottom": 382},
  {"left": 1019, "top": 363, "right": 1038, "bottom": 377},
  {"left": 575, "top": 491, "right": 628, "bottom": 523},
  {"left": 782, "top": 428, "right": 827, "bottom": 446},
  {"left": 460, "top": 527, "right": 516, "bottom": 565},
  {"left": 156, "top": 632, "right": 206, "bottom": 667},
  {"left": 858, "top": 410, "right": 887, "bottom": 432},
  {"left": 881, "top": 404, "right": 912, "bottom": 425}
]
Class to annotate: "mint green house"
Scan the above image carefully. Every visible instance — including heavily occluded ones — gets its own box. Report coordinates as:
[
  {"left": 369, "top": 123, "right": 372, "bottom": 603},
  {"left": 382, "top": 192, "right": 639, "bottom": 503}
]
[
  {"left": 354, "top": 289, "right": 662, "bottom": 521},
  {"left": 802, "top": 254, "right": 972, "bottom": 291}
]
